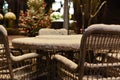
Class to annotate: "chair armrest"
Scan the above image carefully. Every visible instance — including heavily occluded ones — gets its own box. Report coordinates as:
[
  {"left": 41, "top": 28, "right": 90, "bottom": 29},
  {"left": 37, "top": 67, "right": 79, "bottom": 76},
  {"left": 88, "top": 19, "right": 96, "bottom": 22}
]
[
  {"left": 10, "top": 48, "right": 24, "bottom": 55},
  {"left": 10, "top": 52, "right": 40, "bottom": 62},
  {"left": 51, "top": 54, "right": 78, "bottom": 71}
]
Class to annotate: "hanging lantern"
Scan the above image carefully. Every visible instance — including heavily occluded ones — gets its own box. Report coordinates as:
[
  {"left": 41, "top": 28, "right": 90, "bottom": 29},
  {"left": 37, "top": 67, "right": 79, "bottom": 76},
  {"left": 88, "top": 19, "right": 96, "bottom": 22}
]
[{"left": 2, "top": 0, "right": 8, "bottom": 14}]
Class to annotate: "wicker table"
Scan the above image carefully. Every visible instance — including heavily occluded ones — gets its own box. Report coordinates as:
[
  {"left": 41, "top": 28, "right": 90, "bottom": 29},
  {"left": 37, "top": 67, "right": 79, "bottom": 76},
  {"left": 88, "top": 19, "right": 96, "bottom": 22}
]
[
  {"left": 12, "top": 35, "right": 82, "bottom": 51},
  {"left": 12, "top": 34, "right": 82, "bottom": 79}
]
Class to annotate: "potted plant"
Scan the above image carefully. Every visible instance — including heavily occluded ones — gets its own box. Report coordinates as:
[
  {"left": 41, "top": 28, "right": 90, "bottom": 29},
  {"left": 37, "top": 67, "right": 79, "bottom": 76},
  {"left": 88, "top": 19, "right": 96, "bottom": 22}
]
[
  {"left": 4, "top": 12, "right": 20, "bottom": 35},
  {"left": 4, "top": 12, "right": 16, "bottom": 28},
  {"left": 18, "top": 0, "right": 52, "bottom": 37}
]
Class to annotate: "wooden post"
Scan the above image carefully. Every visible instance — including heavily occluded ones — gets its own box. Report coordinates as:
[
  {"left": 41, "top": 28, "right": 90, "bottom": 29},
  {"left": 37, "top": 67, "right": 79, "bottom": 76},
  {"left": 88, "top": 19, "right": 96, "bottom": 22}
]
[{"left": 63, "top": 0, "right": 69, "bottom": 35}]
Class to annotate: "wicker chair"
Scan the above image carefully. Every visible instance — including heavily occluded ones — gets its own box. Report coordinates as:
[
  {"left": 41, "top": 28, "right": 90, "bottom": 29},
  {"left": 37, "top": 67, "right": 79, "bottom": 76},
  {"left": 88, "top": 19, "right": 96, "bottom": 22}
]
[
  {"left": 0, "top": 25, "right": 45, "bottom": 80},
  {"left": 38, "top": 28, "right": 67, "bottom": 35},
  {"left": 52, "top": 24, "right": 120, "bottom": 80}
]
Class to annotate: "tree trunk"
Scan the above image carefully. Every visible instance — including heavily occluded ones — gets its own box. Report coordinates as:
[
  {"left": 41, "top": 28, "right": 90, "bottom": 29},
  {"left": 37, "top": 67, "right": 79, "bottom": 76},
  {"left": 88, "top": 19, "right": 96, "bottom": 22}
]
[{"left": 73, "top": 0, "right": 82, "bottom": 34}]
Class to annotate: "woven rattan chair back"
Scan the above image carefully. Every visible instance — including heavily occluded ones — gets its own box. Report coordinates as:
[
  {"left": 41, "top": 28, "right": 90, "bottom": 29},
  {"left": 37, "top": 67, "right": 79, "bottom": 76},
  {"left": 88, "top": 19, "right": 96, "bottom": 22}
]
[
  {"left": 0, "top": 25, "right": 13, "bottom": 79},
  {"left": 79, "top": 24, "right": 120, "bottom": 80},
  {"left": 39, "top": 28, "right": 67, "bottom": 35},
  {"left": 0, "top": 25, "right": 43, "bottom": 80}
]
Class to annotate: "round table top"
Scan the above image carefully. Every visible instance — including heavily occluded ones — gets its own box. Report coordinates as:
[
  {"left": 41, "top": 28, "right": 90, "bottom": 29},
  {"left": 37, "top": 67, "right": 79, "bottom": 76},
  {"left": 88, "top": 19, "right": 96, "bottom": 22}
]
[{"left": 12, "top": 35, "right": 82, "bottom": 51}]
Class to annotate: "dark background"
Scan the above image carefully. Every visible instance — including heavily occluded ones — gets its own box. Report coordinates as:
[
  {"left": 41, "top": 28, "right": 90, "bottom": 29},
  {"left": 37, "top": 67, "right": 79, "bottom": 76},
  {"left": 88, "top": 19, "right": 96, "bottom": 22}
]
[
  {"left": 0, "top": 0, "right": 120, "bottom": 28},
  {"left": 102, "top": 0, "right": 120, "bottom": 24}
]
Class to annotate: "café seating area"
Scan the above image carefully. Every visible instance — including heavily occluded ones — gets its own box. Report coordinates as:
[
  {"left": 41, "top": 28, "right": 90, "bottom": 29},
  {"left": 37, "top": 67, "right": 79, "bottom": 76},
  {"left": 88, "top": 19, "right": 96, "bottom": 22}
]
[
  {"left": 0, "top": 25, "right": 48, "bottom": 80},
  {"left": 52, "top": 24, "right": 120, "bottom": 80},
  {"left": 0, "top": 24, "right": 120, "bottom": 80}
]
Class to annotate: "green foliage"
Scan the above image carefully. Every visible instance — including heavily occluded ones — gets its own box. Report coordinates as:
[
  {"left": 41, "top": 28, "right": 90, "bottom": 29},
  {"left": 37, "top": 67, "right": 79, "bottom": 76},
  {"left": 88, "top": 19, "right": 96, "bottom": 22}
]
[
  {"left": 50, "top": 12, "right": 62, "bottom": 21},
  {"left": 19, "top": 0, "right": 51, "bottom": 36}
]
